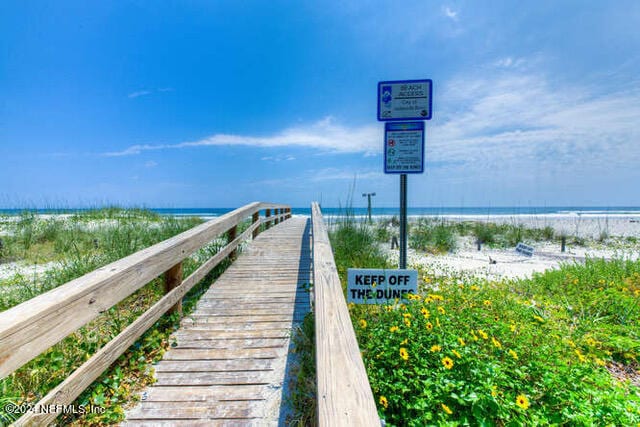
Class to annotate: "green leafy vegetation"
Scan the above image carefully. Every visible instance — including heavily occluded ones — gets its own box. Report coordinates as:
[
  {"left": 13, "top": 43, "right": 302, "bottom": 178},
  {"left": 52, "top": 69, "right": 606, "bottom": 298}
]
[{"left": 330, "top": 218, "right": 640, "bottom": 425}]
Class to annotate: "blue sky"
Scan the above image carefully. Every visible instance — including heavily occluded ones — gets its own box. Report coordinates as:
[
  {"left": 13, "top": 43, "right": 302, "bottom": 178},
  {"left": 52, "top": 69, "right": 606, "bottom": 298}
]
[{"left": 1, "top": 1, "right": 639, "bottom": 208}]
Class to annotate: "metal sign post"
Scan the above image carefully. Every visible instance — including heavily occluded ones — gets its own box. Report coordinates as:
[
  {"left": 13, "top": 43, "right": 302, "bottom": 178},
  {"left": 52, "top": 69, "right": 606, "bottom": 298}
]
[
  {"left": 378, "top": 79, "right": 432, "bottom": 269},
  {"left": 399, "top": 174, "right": 407, "bottom": 268}
]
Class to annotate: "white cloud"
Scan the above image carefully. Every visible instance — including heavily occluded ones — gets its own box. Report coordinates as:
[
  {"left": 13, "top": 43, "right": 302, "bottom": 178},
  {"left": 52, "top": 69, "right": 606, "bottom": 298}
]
[
  {"left": 128, "top": 88, "right": 174, "bottom": 99},
  {"left": 144, "top": 160, "right": 158, "bottom": 168},
  {"left": 442, "top": 6, "right": 458, "bottom": 21},
  {"left": 128, "top": 90, "right": 152, "bottom": 99},
  {"left": 430, "top": 71, "right": 640, "bottom": 175},
  {"left": 103, "top": 116, "right": 380, "bottom": 156}
]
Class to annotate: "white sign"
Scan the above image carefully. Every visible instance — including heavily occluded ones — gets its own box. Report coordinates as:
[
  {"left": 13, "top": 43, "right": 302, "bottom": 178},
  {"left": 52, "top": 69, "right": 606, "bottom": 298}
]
[
  {"left": 347, "top": 268, "right": 418, "bottom": 304},
  {"left": 378, "top": 79, "right": 433, "bottom": 121},
  {"left": 384, "top": 122, "right": 424, "bottom": 174},
  {"left": 515, "top": 243, "right": 534, "bottom": 257}
]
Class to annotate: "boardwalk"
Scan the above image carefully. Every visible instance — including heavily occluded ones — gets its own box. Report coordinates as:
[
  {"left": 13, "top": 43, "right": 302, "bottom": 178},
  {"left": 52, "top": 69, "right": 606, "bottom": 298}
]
[{"left": 124, "top": 217, "right": 311, "bottom": 426}]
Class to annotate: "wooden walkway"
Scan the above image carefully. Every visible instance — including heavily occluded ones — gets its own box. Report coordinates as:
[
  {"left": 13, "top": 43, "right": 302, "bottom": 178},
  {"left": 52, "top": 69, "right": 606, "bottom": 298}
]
[{"left": 123, "top": 217, "right": 311, "bottom": 426}]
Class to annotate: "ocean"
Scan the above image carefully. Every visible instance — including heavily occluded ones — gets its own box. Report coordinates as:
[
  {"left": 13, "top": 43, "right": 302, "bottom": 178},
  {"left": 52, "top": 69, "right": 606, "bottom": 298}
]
[{"left": 2, "top": 206, "right": 640, "bottom": 220}]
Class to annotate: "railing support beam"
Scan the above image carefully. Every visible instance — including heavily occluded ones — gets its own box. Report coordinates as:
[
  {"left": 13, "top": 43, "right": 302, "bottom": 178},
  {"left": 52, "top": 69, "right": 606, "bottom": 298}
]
[{"left": 164, "top": 262, "right": 183, "bottom": 316}]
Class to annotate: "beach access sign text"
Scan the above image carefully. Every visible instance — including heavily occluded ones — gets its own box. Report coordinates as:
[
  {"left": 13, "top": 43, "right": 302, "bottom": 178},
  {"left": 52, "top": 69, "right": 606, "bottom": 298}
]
[
  {"left": 384, "top": 121, "right": 424, "bottom": 174},
  {"left": 347, "top": 268, "right": 418, "bottom": 304},
  {"left": 377, "top": 79, "right": 433, "bottom": 121}
]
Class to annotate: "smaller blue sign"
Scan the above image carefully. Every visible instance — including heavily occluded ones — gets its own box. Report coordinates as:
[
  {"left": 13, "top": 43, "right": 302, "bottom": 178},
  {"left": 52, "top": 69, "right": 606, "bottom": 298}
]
[{"left": 384, "top": 121, "right": 425, "bottom": 174}]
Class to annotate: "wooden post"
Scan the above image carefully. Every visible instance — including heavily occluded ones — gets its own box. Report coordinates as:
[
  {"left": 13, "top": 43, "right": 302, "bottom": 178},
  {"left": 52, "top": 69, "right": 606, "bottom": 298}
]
[
  {"left": 561, "top": 236, "right": 566, "bottom": 253},
  {"left": 252, "top": 211, "right": 260, "bottom": 239},
  {"left": 266, "top": 209, "right": 271, "bottom": 229},
  {"left": 275, "top": 208, "right": 280, "bottom": 225},
  {"left": 228, "top": 225, "right": 237, "bottom": 260},
  {"left": 164, "top": 262, "right": 183, "bottom": 316}
]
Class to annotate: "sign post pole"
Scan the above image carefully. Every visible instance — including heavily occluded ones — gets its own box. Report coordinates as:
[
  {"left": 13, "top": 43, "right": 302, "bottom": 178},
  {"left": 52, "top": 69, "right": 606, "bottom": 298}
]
[{"left": 399, "top": 174, "right": 407, "bottom": 269}]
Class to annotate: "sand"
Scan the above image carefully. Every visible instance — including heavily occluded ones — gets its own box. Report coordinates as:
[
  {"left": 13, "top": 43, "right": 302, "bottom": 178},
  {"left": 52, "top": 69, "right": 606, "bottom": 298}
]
[{"left": 379, "top": 215, "right": 640, "bottom": 280}]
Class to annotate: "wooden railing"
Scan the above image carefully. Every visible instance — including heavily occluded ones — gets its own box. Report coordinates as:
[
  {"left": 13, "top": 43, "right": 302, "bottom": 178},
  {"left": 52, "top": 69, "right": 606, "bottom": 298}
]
[
  {"left": 0, "top": 202, "right": 291, "bottom": 426},
  {"left": 311, "top": 202, "right": 379, "bottom": 426}
]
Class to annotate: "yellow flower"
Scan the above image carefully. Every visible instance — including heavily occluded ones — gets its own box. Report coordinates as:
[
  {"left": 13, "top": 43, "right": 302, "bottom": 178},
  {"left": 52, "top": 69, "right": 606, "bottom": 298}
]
[
  {"left": 436, "top": 318, "right": 441, "bottom": 327},
  {"left": 452, "top": 349, "right": 462, "bottom": 359},
  {"left": 437, "top": 306, "right": 446, "bottom": 315},
  {"left": 379, "top": 395, "right": 388, "bottom": 409},
  {"left": 470, "top": 285, "right": 480, "bottom": 291},
  {"left": 400, "top": 304, "right": 407, "bottom": 311},
  {"left": 509, "top": 349, "right": 519, "bottom": 360},
  {"left": 420, "top": 307, "right": 430, "bottom": 319},
  {"left": 516, "top": 394, "right": 530, "bottom": 410},
  {"left": 510, "top": 323, "right": 517, "bottom": 332},
  {"left": 471, "top": 331, "right": 479, "bottom": 341},
  {"left": 442, "top": 356, "right": 454, "bottom": 369},
  {"left": 401, "top": 338, "right": 408, "bottom": 345},
  {"left": 533, "top": 315, "right": 545, "bottom": 323},
  {"left": 359, "top": 319, "right": 367, "bottom": 329},
  {"left": 372, "top": 281, "right": 377, "bottom": 288},
  {"left": 586, "top": 337, "right": 597, "bottom": 347},
  {"left": 400, "top": 347, "right": 409, "bottom": 361},
  {"left": 403, "top": 312, "right": 412, "bottom": 318},
  {"left": 348, "top": 302, "right": 355, "bottom": 310},
  {"left": 491, "top": 385, "right": 498, "bottom": 397},
  {"left": 574, "top": 349, "right": 587, "bottom": 363},
  {"left": 403, "top": 318, "right": 412, "bottom": 327},
  {"left": 492, "top": 337, "right": 502, "bottom": 349},
  {"left": 425, "top": 322, "right": 433, "bottom": 331},
  {"left": 458, "top": 337, "right": 466, "bottom": 346},
  {"left": 430, "top": 344, "right": 442, "bottom": 352},
  {"left": 430, "top": 294, "right": 444, "bottom": 301},
  {"left": 594, "top": 357, "right": 606, "bottom": 366},
  {"left": 385, "top": 305, "right": 393, "bottom": 312},
  {"left": 483, "top": 299, "right": 492, "bottom": 306},
  {"left": 441, "top": 403, "right": 452, "bottom": 415},
  {"left": 478, "top": 330, "right": 488, "bottom": 340},
  {"left": 389, "top": 325, "right": 399, "bottom": 333}
]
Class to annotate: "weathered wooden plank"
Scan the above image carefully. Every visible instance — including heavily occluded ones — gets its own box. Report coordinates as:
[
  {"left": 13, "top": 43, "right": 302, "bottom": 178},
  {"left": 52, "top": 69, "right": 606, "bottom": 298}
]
[
  {"left": 155, "top": 371, "right": 274, "bottom": 386},
  {"left": 127, "top": 400, "right": 262, "bottom": 419},
  {"left": 173, "top": 329, "right": 291, "bottom": 340},
  {"left": 153, "top": 359, "right": 275, "bottom": 373},
  {"left": 172, "top": 337, "right": 287, "bottom": 350},
  {"left": 312, "top": 202, "right": 379, "bottom": 427},
  {"left": 179, "top": 321, "right": 293, "bottom": 331},
  {"left": 162, "top": 348, "right": 281, "bottom": 360},
  {"left": 142, "top": 384, "right": 267, "bottom": 401}
]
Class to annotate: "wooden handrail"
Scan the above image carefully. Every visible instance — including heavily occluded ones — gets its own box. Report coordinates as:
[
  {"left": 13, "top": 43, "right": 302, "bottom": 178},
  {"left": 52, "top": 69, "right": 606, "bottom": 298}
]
[
  {"left": 311, "top": 202, "right": 379, "bottom": 426},
  {"left": 0, "top": 202, "right": 290, "bottom": 426}
]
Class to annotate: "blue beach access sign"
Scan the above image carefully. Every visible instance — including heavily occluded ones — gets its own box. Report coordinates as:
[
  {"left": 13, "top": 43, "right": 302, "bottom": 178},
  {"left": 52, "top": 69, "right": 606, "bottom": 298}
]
[
  {"left": 377, "top": 79, "right": 433, "bottom": 121},
  {"left": 384, "top": 121, "right": 424, "bottom": 174}
]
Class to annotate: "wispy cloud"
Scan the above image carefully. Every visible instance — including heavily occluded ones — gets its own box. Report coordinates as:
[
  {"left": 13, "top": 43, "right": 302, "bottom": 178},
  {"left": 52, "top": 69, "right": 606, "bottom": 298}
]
[
  {"left": 144, "top": 160, "right": 158, "bottom": 168},
  {"left": 431, "top": 70, "right": 640, "bottom": 175},
  {"left": 103, "top": 116, "right": 379, "bottom": 156},
  {"left": 127, "top": 87, "right": 174, "bottom": 99},
  {"left": 128, "top": 90, "right": 152, "bottom": 99},
  {"left": 442, "top": 6, "right": 458, "bottom": 21}
]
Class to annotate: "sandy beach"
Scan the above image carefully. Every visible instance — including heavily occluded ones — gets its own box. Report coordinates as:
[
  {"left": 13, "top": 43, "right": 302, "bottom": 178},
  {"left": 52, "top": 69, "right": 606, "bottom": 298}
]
[{"left": 376, "top": 214, "right": 640, "bottom": 280}]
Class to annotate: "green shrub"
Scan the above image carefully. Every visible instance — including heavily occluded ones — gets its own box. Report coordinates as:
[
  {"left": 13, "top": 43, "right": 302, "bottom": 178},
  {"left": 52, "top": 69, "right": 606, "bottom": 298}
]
[{"left": 409, "top": 219, "right": 456, "bottom": 254}]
